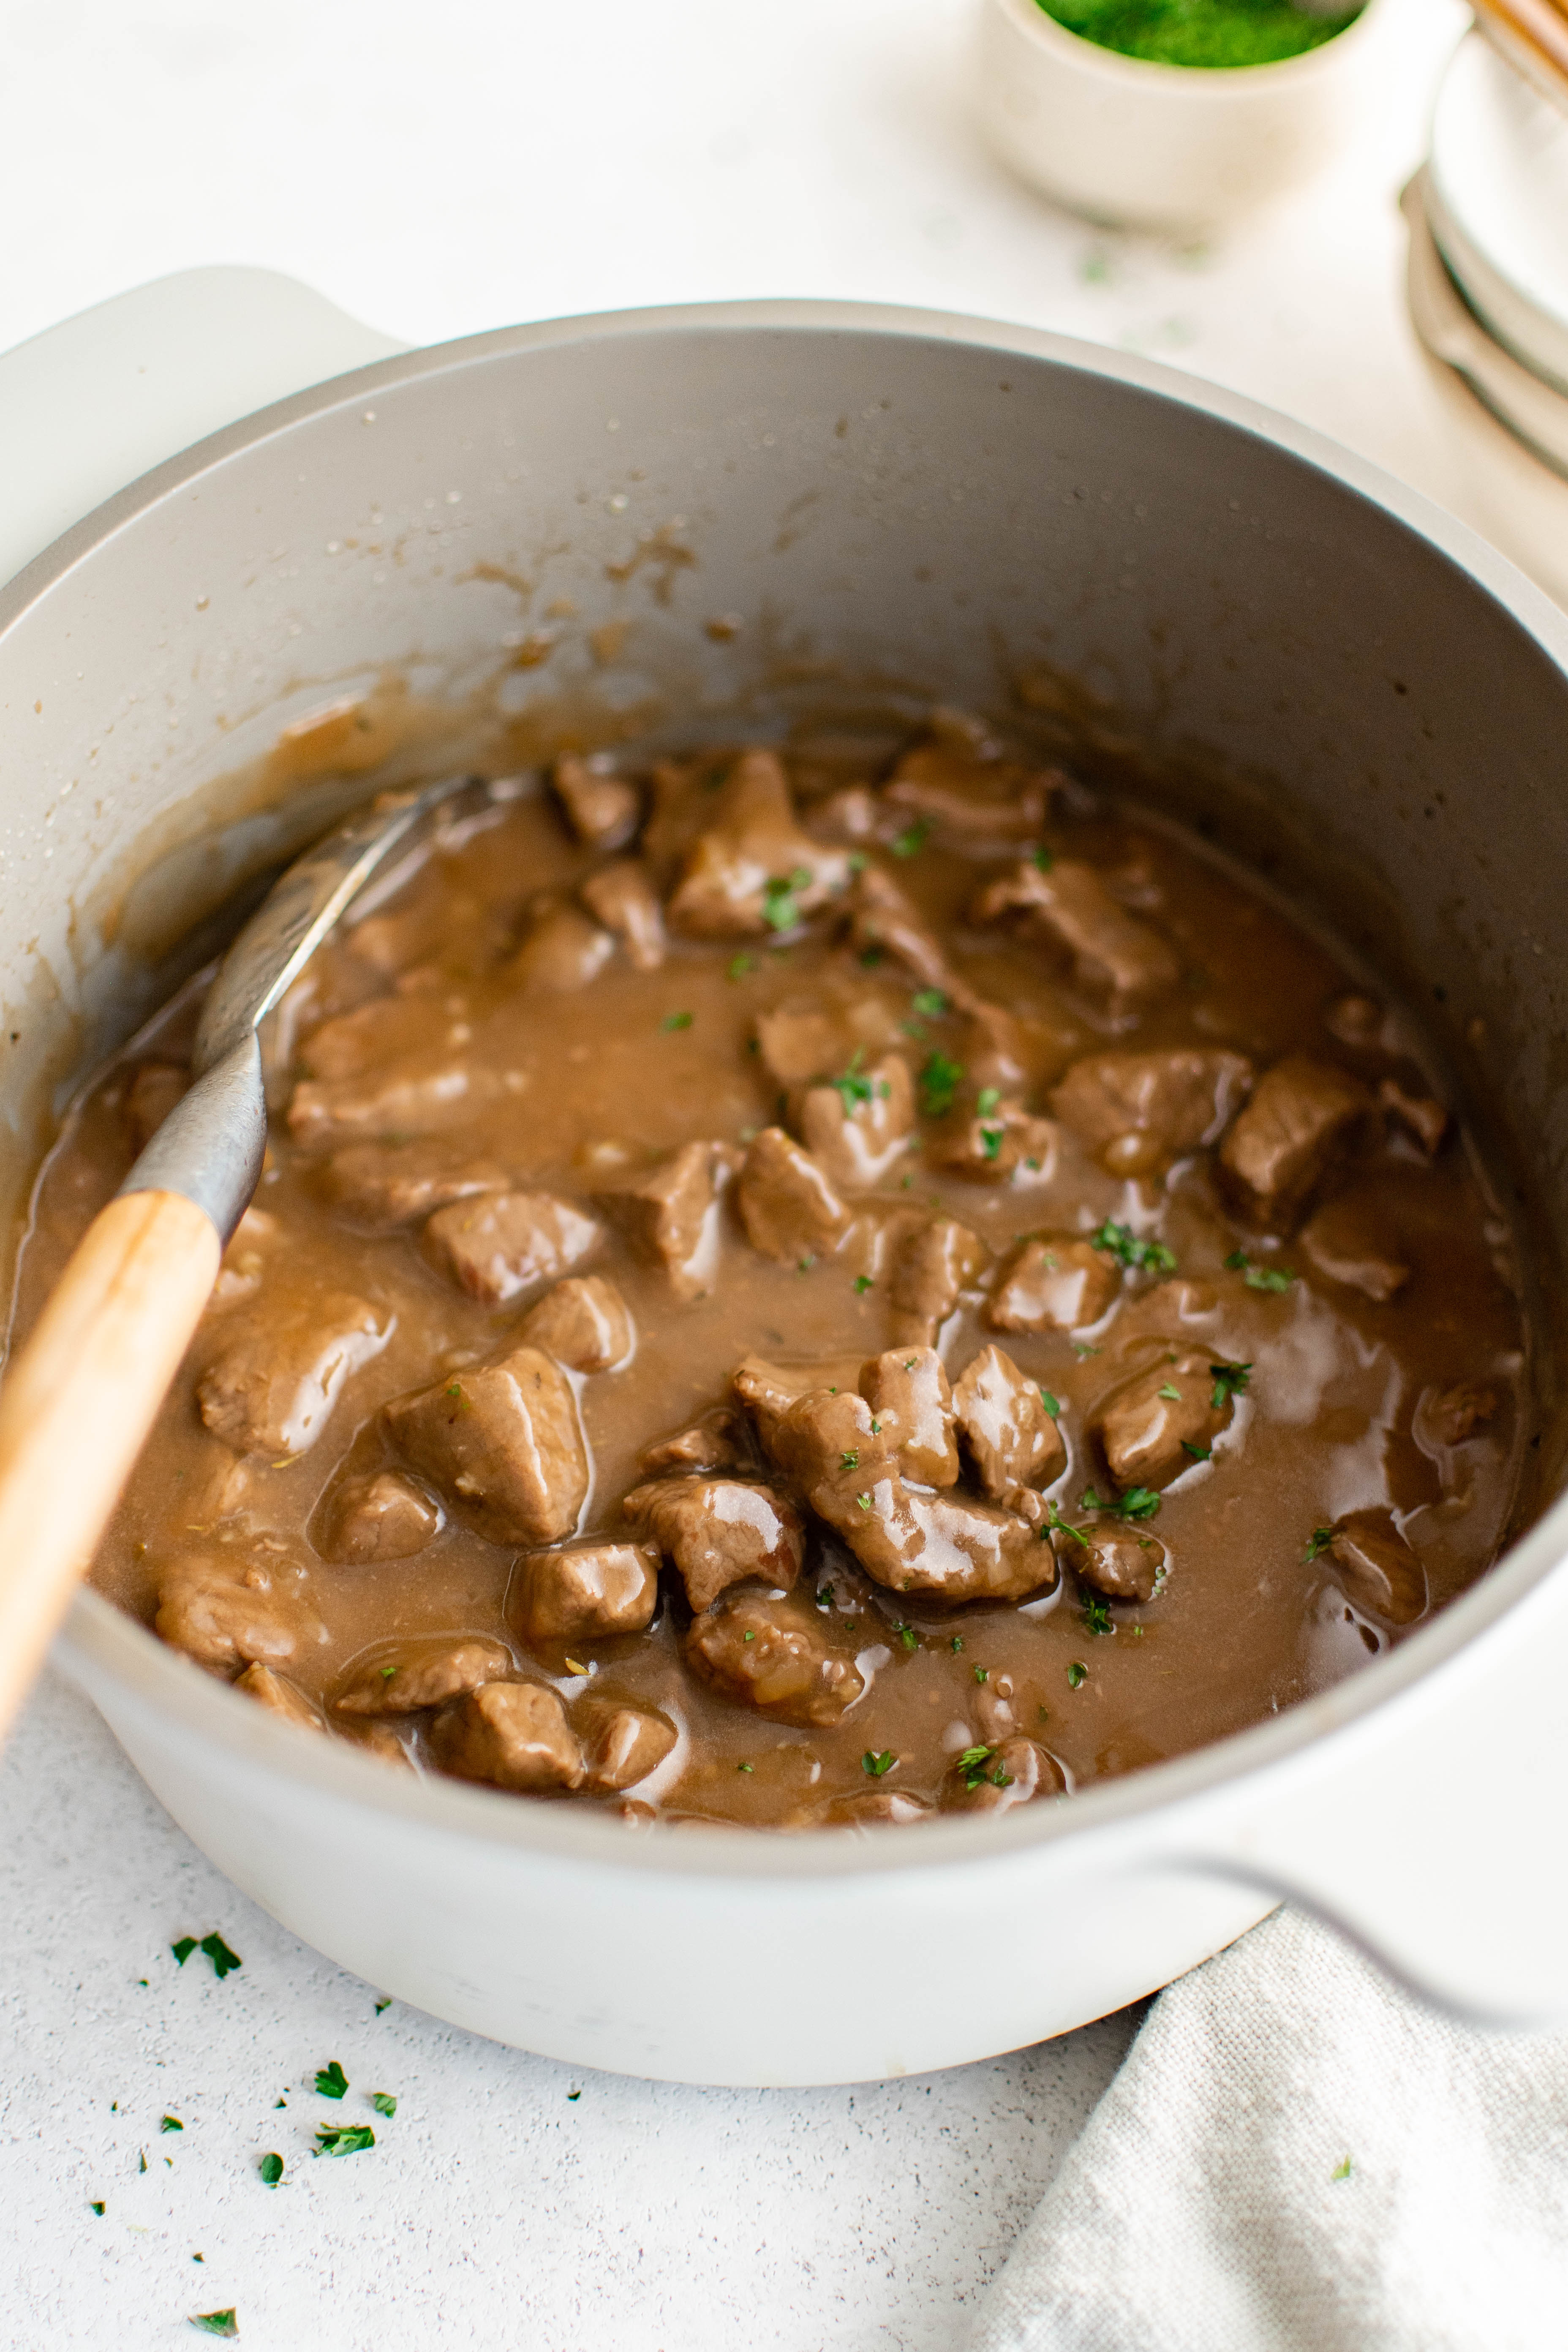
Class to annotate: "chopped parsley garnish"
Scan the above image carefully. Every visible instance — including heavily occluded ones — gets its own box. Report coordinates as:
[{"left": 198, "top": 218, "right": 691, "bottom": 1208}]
[
  {"left": 862, "top": 945, "right": 886, "bottom": 968},
  {"left": 815, "top": 1584, "right": 835, "bottom": 1610},
  {"left": 161, "top": 2115, "right": 183, "bottom": 2133},
  {"left": 854, "top": 1274, "right": 874, "bottom": 1295},
  {"left": 797, "top": 1254, "right": 814, "bottom": 1273},
  {"left": 762, "top": 866, "right": 813, "bottom": 931},
  {"left": 1225, "top": 1248, "right": 1295, "bottom": 1292},
  {"left": 950, "top": 1634, "right": 964, "bottom": 1652},
  {"left": 1032, "top": 846, "right": 1055, "bottom": 872},
  {"left": 737, "top": 1761, "right": 754, "bottom": 1772},
  {"left": 855, "top": 1492, "right": 873, "bottom": 1512},
  {"left": 189, "top": 2314, "right": 238, "bottom": 2338},
  {"left": 258, "top": 2153, "right": 283, "bottom": 2186},
  {"left": 314, "top": 2061, "right": 349, "bottom": 2101},
  {"left": 1040, "top": 1389, "right": 1061, "bottom": 1418},
  {"left": 979, "top": 1124, "right": 1004, "bottom": 1162},
  {"left": 891, "top": 820, "right": 929, "bottom": 858},
  {"left": 1158, "top": 1382, "right": 1182, "bottom": 1402},
  {"left": 313, "top": 2124, "right": 375, "bottom": 2158},
  {"left": 90, "top": 2201, "right": 105, "bottom": 2216},
  {"left": 1080, "top": 1595, "right": 1115, "bottom": 1637},
  {"left": 830, "top": 1050, "right": 874, "bottom": 1111},
  {"left": 1067, "top": 1661, "right": 1087, "bottom": 1689},
  {"left": 919, "top": 1049, "right": 965, "bottom": 1118},
  {"left": 1304, "top": 1525, "right": 1337, "bottom": 1563},
  {"left": 1181, "top": 1440, "right": 1212, "bottom": 1462},
  {"left": 840, "top": 1449, "right": 860, "bottom": 1470},
  {"left": 956, "top": 1744, "right": 994, "bottom": 1788},
  {"left": 742, "top": 1628, "right": 757, "bottom": 1642},
  {"left": 976, "top": 1087, "right": 1002, "bottom": 1118},
  {"left": 659, "top": 1010, "right": 693, "bottom": 1032},
  {"left": 172, "top": 1932, "right": 242, "bottom": 1979},
  {"left": 727, "top": 953, "right": 756, "bottom": 980},
  {"left": 1331, "top": 2155, "right": 1353, "bottom": 2182},
  {"left": 171, "top": 1938, "right": 197, "bottom": 1966},
  {"left": 973, "top": 1664, "right": 988, "bottom": 1685},
  {"left": 1072, "top": 1342, "right": 1101, "bottom": 1359},
  {"left": 1210, "top": 1360, "right": 1253, "bottom": 1408},
  {"left": 862, "top": 1750, "right": 897, "bottom": 1777},
  {"left": 379, "top": 1664, "right": 398, "bottom": 1681},
  {"left": 1090, "top": 1218, "right": 1176, "bottom": 1274},
  {"left": 445, "top": 1380, "right": 472, "bottom": 1414},
  {"left": 911, "top": 988, "right": 947, "bottom": 1016},
  {"left": 1046, "top": 1501, "right": 1090, "bottom": 1547},
  {"left": 374, "top": 1997, "right": 392, "bottom": 2014},
  {"left": 1119, "top": 1487, "right": 1161, "bottom": 1521},
  {"left": 371, "top": 2093, "right": 398, "bottom": 2118}
]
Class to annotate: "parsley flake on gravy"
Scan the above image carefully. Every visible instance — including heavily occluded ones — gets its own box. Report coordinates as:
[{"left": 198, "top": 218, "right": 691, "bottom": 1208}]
[
  {"left": 911, "top": 988, "right": 947, "bottom": 1017},
  {"left": 1081, "top": 1596, "right": 1115, "bottom": 1637},
  {"left": 314, "top": 2060, "right": 349, "bottom": 2101},
  {"left": 854, "top": 1274, "right": 874, "bottom": 1295},
  {"left": 659, "top": 1010, "right": 693, "bottom": 1033},
  {"left": 1210, "top": 1361, "right": 1253, "bottom": 1409},
  {"left": 918, "top": 1049, "right": 965, "bottom": 1119},
  {"left": 1040, "top": 1389, "right": 1061, "bottom": 1418},
  {"left": 1304, "top": 1525, "right": 1337, "bottom": 1563},
  {"left": 762, "top": 866, "right": 813, "bottom": 931},
  {"left": 891, "top": 820, "right": 930, "bottom": 858},
  {"left": 862, "top": 1750, "right": 897, "bottom": 1777},
  {"left": 1225, "top": 1247, "right": 1295, "bottom": 1292},
  {"left": 1090, "top": 1217, "right": 1177, "bottom": 1275},
  {"left": 1067, "top": 1661, "right": 1087, "bottom": 1689}
]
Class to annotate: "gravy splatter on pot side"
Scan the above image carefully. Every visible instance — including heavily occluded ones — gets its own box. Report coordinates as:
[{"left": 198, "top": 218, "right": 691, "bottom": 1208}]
[{"left": 16, "top": 716, "right": 1530, "bottom": 1827}]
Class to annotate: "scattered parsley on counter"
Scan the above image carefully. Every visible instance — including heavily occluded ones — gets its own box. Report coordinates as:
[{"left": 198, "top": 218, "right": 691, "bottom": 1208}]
[
  {"left": 89, "top": 2201, "right": 105, "bottom": 2216},
  {"left": 919, "top": 1050, "right": 965, "bottom": 1118},
  {"left": 374, "top": 1998, "right": 392, "bottom": 2015},
  {"left": 171, "top": 1938, "right": 197, "bottom": 1966},
  {"left": 1091, "top": 1218, "right": 1176, "bottom": 1274},
  {"left": 371, "top": 2093, "right": 398, "bottom": 2118},
  {"left": 1210, "top": 1361, "right": 1253, "bottom": 1409},
  {"left": 862, "top": 1750, "right": 897, "bottom": 1777},
  {"left": 314, "top": 2124, "right": 375, "bottom": 2158},
  {"left": 1304, "top": 1525, "right": 1337, "bottom": 1563},
  {"left": 1067, "top": 1661, "right": 1087, "bottom": 1689},
  {"left": 188, "top": 2314, "right": 237, "bottom": 2339},
  {"left": 567, "top": 2088, "right": 582, "bottom": 2101},
  {"left": 258, "top": 2154, "right": 283, "bottom": 2187},
  {"left": 1225, "top": 1248, "right": 1294, "bottom": 1293},
  {"left": 171, "top": 1933, "right": 242, "bottom": 1979},
  {"left": 161, "top": 2116, "right": 183, "bottom": 2134},
  {"left": 314, "top": 2061, "right": 349, "bottom": 2101},
  {"left": 1331, "top": 2155, "right": 1354, "bottom": 2182}
]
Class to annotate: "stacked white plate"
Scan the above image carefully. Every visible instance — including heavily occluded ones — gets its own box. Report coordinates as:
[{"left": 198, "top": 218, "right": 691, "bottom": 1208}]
[{"left": 1407, "top": 30, "right": 1568, "bottom": 604}]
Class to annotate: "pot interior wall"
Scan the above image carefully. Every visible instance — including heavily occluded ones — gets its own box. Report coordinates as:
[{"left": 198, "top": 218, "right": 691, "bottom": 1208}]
[{"left": 2, "top": 312, "right": 1565, "bottom": 1473}]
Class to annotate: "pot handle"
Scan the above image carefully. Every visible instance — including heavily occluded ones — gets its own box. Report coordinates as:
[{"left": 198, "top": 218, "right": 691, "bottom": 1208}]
[
  {"left": 1165, "top": 1568, "right": 1568, "bottom": 2028},
  {"left": 0, "top": 265, "right": 404, "bottom": 593}
]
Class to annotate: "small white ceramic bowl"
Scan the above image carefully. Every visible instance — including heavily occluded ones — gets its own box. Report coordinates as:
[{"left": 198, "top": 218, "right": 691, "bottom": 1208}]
[{"left": 975, "top": 0, "right": 1388, "bottom": 231}]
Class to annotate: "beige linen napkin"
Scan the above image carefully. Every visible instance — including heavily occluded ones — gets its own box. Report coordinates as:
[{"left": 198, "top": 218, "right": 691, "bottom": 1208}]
[{"left": 970, "top": 1905, "right": 1568, "bottom": 2352}]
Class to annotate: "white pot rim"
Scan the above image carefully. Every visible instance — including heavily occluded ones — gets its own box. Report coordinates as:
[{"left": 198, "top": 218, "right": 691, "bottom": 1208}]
[{"left": 992, "top": 0, "right": 1384, "bottom": 89}]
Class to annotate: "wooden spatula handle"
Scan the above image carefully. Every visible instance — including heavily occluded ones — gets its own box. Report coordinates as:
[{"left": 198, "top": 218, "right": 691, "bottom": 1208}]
[{"left": 0, "top": 1187, "right": 220, "bottom": 1735}]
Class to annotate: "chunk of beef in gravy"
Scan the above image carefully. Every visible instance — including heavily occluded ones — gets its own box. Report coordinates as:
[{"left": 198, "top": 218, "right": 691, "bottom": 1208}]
[
  {"left": 890, "top": 1215, "right": 988, "bottom": 1346},
  {"left": 1378, "top": 1075, "right": 1449, "bottom": 1158},
  {"left": 518, "top": 1275, "right": 634, "bottom": 1372},
  {"left": 340, "top": 1719, "right": 414, "bottom": 1770},
  {"left": 971, "top": 860, "right": 1180, "bottom": 1013},
  {"left": 209, "top": 1208, "right": 277, "bottom": 1308},
  {"left": 946, "top": 1736, "right": 1066, "bottom": 1812},
  {"left": 640, "top": 1407, "right": 747, "bottom": 1476},
  {"left": 197, "top": 1292, "right": 392, "bottom": 1458},
  {"left": 1063, "top": 1521, "right": 1167, "bottom": 1602},
  {"left": 622, "top": 1476, "right": 804, "bottom": 1612},
  {"left": 882, "top": 733, "right": 1055, "bottom": 847},
  {"left": 575, "top": 1696, "right": 678, "bottom": 1793},
  {"left": 425, "top": 1190, "right": 599, "bottom": 1307},
  {"left": 428, "top": 1681, "right": 585, "bottom": 1792},
  {"left": 929, "top": 1102, "right": 1056, "bottom": 1186},
  {"left": 1092, "top": 1351, "right": 1233, "bottom": 1492},
  {"left": 551, "top": 752, "right": 641, "bottom": 852},
  {"left": 953, "top": 1345, "right": 1066, "bottom": 1498},
  {"left": 1300, "top": 1194, "right": 1410, "bottom": 1302},
  {"left": 845, "top": 863, "right": 977, "bottom": 1009},
  {"left": 731, "top": 1353, "right": 867, "bottom": 1451},
  {"left": 816, "top": 1787, "right": 934, "bottom": 1827},
  {"left": 334, "top": 1636, "right": 513, "bottom": 1717},
  {"left": 155, "top": 1555, "right": 324, "bottom": 1677},
  {"left": 1416, "top": 1383, "right": 1497, "bottom": 1449},
  {"left": 580, "top": 859, "right": 667, "bottom": 971},
  {"left": 859, "top": 1348, "right": 959, "bottom": 1487},
  {"left": 287, "top": 1003, "right": 505, "bottom": 1146},
  {"left": 986, "top": 1236, "right": 1119, "bottom": 1335},
  {"left": 808, "top": 1464, "right": 1055, "bottom": 1605},
  {"left": 685, "top": 1592, "right": 865, "bottom": 1727},
  {"left": 316, "top": 1142, "right": 510, "bottom": 1232},
  {"left": 1218, "top": 1056, "right": 1371, "bottom": 1231},
  {"left": 1328, "top": 1509, "right": 1427, "bottom": 1625},
  {"left": 1052, "top": 1048, "right": 1254, "bottom": 1177},
  {"left": 126, "top": 1061, "right": 189, "bottom": 1151},
  {"left": 593, "top": 1140, "right": 733, "bottom": 1302},
  {"left": 736, "top": 1128, "right": 849, "bottom": 1263},
  {"left": 665, "top": 749, "right": 850, "bottom": 936},
  {"left": 508, "top": 1540, "right": 660, "bottom": 1646},
  {"left": 799, "top": 1054, "right": 915, "bottom": 1189},
  {"left": 315, "top": 1469, "right": 442, "bottom": 1565},
  {"left": 234, "top": 1662, "right": 326, "bottom": 1731},
  {"left": 510, "top": 902, "right": 617, "bottom": 995},
  {"left": 383, "top": 1348, "right": 588, "bottom": 1545}
]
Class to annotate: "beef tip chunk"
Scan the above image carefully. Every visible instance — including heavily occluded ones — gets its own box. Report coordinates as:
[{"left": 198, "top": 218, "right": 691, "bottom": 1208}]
[
  {"left": 860, "top": 1347, "right": 960, "bottom": 1487},
  {"left": 315, "top": 1469, "right": 443, "bottom": 1565},
  {"left": 551, "top": 751, "right": 641, "bottom": 852},
  {"left": 428, "top": 1681, "right": 585, "bottom": 1793},
  {"left": 339, "top": 1719, "right": 414, "bottom": 1770},
  {"left": 593, "top": 1139, "right": 734, "bottom": 1303},
  {"left": 799, "top": 1053, "right": 915, "bottom": 1190},
  {"left": 155, "top": 1555, "right": 323, "bottom": 1677},
  {"left": 1327, "top": 1508, "right": 1427, "bottom": 1625},
  {"left": 580, "top": 858, "right": 667, "bottom": 970},
  {"left": 1052, "top": 1048, "right": 1254, "bottom": 1177},
  {"left": 197, "top": 1292, "right": 392, "bottom": 1458},
  {"left": 946, "top": 1736, "right": 1066, "bottom": 1812},
  {"left": 1300, "top": 1195, "right": 1410, "bottom": 1303},
  {"left": 971, "top": 860, "right": 1180, "bottom": 1013},
  {"left": 383, "top": 1347, "right": 588, "bottom": 1545},
  {"left": 808, "top": 1467, "right": 1055, "bottom": 1604},
  {"left": 287, "top": 995, "right": 504, "bottom": 1147},
  {"left": 335, "top": 1636, "right": 513, "bottom": 1717},
  {"left": 1058, "top": 1520, "right": 1167, "bottom": 1603},
  {"left": 890, "top": 1215, "right": 988, "bottom": 1345},
  {"left": 883, "top": 727, "right": 1056, "bottom": 847},
  {"left": 768, "top": 1387, "right": 901, "bottom": 1490},
  {"left": 622, "top": 1476, "right": 804, "bottom": 1612},
  {"left": 234, "top": 1663, "right": 326, "bottom": 1731},
  {"left": 126, "top": 1061, "right": 189, "bottom": 1151},
  {"left": 508, "top": 1540, "right": 660, "bottom": 1645},
  {"left": 665, "top": 749, "right": 850, "bottom": 936},
  {"left": 518, "top": 1274, "right": 634, "bottom": 1372},
  {"left": 1416, "top": 1382, "right": 1497, "bottom": 1449},
  {"left": 731, "top": 1353, "right": 867, "bottom": 1450},
  {"left": 817, "top": 1787, "right": 934, "bottom": 1827},
  {"left": 953, "top": 1345, "right": 1066, "bottom": 1498},
  {"left": 754, "top": 994, "right": 901, "bottom": 1088},
  {"left": 986, "top": 1236, "right": 1119, "bottom": 1335},
  {"left": 845, "top": 863, "right": 978, "bottom": 1009},
  {"left": 1378, "top": 1075, "right": 1449, "bottom": 1158},
  {"left": 736, "top": 1128, "right": 849, "bottom": 1263},
  {"left": 1217, "top": 1055, "right": 1371, "bottom": 1231},
  {"left": 297, "top": 994, "right": 462, "bottom": 1083},
  {"left": 575, "top": 1696, "right": 678, "bottom": 1793},
  {"left": 685, "top": 1592, "right": 865, "bottom": 1727},
  {"left": 640, "top": 1407, "right": 747, "bottom": 1476},
  {"left": 208, "top": 1208, "right": 278, "bottom": 1309},
  {"left": 425, "top": 1190, "right": 599, "bottom": 1307},
  {"left": 1092, "top": 1350, "right": 1233, "bottom": 1492},
  {"left": 929, "top": 1101, "right": 1057, "bottom": 1186},
  {"left": 316, "top": 1142, "right": 510, "bottom": 1232},
  {"left": 510, "top": 902, "right": 617, "bottom": 994}
]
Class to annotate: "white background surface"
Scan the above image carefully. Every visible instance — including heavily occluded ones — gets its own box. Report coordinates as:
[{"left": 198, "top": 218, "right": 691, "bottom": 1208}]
[{"left": 0, "top": 0, "right": 1485, "bottom": 2345}]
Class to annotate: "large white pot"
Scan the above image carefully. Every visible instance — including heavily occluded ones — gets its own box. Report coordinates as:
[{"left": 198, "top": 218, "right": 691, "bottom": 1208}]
[{"left": 5, "top": 272, "right": 1568, "bottom": 2085}]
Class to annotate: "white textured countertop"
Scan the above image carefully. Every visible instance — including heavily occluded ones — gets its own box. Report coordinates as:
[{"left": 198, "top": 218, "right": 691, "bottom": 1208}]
[{"left": 0, "top": 0, "right": 1484, "bottom": 2344}]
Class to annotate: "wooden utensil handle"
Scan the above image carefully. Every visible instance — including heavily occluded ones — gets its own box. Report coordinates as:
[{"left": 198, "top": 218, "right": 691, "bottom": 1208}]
[{"left": 0, "top": 1187, "right": 220, "bottom": 1736}]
